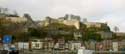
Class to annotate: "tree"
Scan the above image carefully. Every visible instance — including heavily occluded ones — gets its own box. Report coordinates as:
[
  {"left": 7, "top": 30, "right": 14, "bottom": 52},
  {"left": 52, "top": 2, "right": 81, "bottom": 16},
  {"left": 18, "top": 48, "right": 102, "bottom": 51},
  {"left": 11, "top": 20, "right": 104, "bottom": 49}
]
[
  {"left": 13, "top": 10, "right": 18, "bottom": 16},
  {"left": 114, "top": 26, "right": 119, "bottom": 32},
  {"left": 84, "top": 31, "right": 102, "bottom": 42},
  {"left": 28, "top": 28, "right": 41, "bottom": 38},
  {"left": 41, "top": 22, "right": 76, "bottom": 40},
  {"left": 13, "top": 31, "right": 29, "bottom": 42}
]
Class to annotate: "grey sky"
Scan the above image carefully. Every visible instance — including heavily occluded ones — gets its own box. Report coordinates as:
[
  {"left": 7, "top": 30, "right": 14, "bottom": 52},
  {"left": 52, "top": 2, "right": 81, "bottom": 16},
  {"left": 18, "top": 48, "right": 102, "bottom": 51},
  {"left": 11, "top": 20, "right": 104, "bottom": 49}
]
[{"left": 0, "top": 0, "right": 125, "bottom": 32}]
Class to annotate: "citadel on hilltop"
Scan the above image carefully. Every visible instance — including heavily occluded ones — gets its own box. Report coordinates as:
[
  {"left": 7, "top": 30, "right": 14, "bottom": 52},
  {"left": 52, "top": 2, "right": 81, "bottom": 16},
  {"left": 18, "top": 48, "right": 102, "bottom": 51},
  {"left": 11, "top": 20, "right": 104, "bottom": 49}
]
[
  {"left": 38, "top": 14, "right": 108, "bottom": 30},
  {"left": 1, "top": 7, "right": 125, "bottom": 51},
  {"left": 38, "top": 14, "right": 80, "bottom": 29}
]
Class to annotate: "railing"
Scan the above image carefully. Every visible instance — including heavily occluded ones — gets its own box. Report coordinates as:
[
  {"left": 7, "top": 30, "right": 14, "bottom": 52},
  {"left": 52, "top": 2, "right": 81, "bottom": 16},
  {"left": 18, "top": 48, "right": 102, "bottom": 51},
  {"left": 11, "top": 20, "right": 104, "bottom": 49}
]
[
  {"left": 93, "top": 51, "right": 125, "bottom": 54},
  {"left": 1, "top": 50, "right": 125, "bottom": 54},
  {"left": 23, "top": 50, "right": 125, "bottom": 54},
  {"left": 20, "top": 50, "right": 77, "bottom": 54}
]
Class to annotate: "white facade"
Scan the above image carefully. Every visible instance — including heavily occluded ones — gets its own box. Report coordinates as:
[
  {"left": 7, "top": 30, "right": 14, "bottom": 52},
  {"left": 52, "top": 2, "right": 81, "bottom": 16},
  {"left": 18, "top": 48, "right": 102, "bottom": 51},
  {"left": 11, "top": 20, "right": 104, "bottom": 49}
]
[
  {"left": 31, "top": 39, "right": 43, "bottom": 49},
  {"left": 70, "top": 42, "right": 81, "bottom": 50},
  {"left": 18, "top": 42, "right": 29, "bottom": 50},
  {"left": 54, "top": 43, "right": 59, "bottom": 49},
  {"left": 31, "top": 42, "right": 43, "bottom": 49},
  {"left": 113, "top": 42, "right": 118, "bottom": 51},
  {"left": 78, "top": 50, "right": 94, "bottom": 54}
]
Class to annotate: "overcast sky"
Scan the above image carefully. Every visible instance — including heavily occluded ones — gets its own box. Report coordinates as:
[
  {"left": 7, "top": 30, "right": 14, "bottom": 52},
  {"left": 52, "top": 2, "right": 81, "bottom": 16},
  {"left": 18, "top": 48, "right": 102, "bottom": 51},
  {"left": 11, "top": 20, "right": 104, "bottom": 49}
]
[{"left": 0, "top": 0, "right": 125, "bottom": 32}]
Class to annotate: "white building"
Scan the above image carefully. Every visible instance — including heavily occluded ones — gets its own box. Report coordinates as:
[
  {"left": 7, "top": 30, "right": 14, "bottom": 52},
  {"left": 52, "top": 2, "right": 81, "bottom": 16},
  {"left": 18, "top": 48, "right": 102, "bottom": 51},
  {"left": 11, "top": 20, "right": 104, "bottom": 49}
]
[
  {"left": 18, "top": 42, "right": 29, "bottom": 50},
  {"left": 31, "top": 39, "right": 43, "bottom": 49},
  {"left": 68, "top": 41, "right": 82, "bottom": 50}
]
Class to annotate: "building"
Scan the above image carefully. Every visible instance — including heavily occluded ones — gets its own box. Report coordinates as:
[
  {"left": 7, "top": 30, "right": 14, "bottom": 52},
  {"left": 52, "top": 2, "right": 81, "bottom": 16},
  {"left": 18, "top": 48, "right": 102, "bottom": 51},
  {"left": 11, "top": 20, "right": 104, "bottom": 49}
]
[
  {"left": 57, "top": 38, "right": 65, "bottom": 50},
  {"left": 70, "top": 14, "right": 80, "bottom": 21},
  {"left": 42, "top": 37, "right": 54, "bottom": 50},
  {"left": 115, "top": 32, "right": 125, "bottom": 38},
  {"left": 30, "top": 37, "right": 55, "bottom": 50},
  {"left": 96, "top": 40, "right": 112, "bottom": 51},
  {"left": 96, "top": 31, "right": 113, "bottom": 39},
  {"left": 5, "top": 17, "right": 27, "bottom": 23},
  {"left": 63, "top": 20, "right": 80, "bottom": 29},
  {"left": 43, "top": 17, "right": 59, "bottom": 26},
  {"left": 74, "top": 32, "right": 82, "bottom": 40},
  {"left": 115, "top": 32, "right": 125, "bottom": 36},
  {"left": 84, "top": 22, "right": 107, "bottom": 28},
  {"left": 113, "top": 32, "right": 125, "bottom": 41},
  {"left": 30, "top": 39, "right": 43, "bottom": 49},
  {"left": 39, "top": 15, "right": 80, "bottom": 29},
  {"left": 118, "top": 40, "right": 125, "bottom": 50},
  {"left": 68, "top": 41, "right": 82, "bottom": 50},
  {"left": 18, "top": 42, "right": 29, "bottom": 50}
]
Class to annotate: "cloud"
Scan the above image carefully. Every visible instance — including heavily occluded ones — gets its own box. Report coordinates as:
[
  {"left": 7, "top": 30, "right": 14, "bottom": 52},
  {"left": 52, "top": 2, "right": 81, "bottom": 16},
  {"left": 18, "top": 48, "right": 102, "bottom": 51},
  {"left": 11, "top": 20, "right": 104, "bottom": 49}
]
[
  {"left": 96, "top": 11, "right": 125, "bottom": 32},
  {"left": 49, "top": 0, "right": 112, "bottom": 18}
]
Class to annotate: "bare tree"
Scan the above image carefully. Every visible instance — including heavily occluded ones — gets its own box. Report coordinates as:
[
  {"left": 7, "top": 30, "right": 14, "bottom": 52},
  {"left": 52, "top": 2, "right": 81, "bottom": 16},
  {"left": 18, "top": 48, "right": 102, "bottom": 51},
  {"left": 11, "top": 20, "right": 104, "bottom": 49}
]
[
  {"left": 114, "top": 26, "right": 119, "bottom": 32},
  {"left": 13, "top": 10, "right": 18, "bottom": 16}
]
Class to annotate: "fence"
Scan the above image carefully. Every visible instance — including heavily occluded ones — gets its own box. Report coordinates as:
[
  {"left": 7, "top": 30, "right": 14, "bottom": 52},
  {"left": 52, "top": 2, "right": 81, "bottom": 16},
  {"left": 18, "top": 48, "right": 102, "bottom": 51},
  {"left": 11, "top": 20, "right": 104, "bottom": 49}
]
[
  {"left": 93, "top": 51, "right": 125, "bottom": 54},
  {"left": 22, "top": 50, "right": 125, "bottom": 54},
  {"left": 19, "top": 50, "right": 77, "bottom": 54},
  {"left": 1, "top": 50, "right": 125, "bottom": 54}
]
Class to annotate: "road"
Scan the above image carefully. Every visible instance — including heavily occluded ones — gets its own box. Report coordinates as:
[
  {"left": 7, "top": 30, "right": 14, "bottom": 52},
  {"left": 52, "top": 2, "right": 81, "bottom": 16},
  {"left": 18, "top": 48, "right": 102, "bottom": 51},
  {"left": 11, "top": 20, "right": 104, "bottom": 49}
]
[{"left": 19, "top": 50, "right": 76, "bottom": 54}]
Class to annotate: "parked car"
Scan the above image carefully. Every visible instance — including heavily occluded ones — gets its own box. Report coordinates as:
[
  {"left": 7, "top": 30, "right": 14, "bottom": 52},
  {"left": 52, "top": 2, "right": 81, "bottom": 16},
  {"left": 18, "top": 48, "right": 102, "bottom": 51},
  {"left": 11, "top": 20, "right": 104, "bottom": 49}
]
[
  {"left": 9, "top": 50, "right": 19, "bottom": 54},
  {"left": 9, "top": 47, "right": 19, "bottom": 54}
]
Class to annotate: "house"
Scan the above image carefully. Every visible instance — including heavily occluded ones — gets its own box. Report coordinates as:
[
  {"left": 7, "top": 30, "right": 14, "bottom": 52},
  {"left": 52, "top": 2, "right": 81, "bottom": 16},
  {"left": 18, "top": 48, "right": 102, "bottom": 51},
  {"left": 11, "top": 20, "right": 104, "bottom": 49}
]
[
  {"left": 73, "top": 32, "right": 82, "bottom": 40},
  {"left": 47, "top": 41, "right": 54, "bottom": 49},
  {"left": 65, "top": 43, "right": 70, "bottom": 49},
  {"left": 42, "top": 37, "right": 54, "bottom": 50},
  {"left": 112, "top": 42, "right": 118, "bottom": 51},
  {"left": 117, "top": 40, "right": 125, "bottom": 50},
  {"left": 96, "top": 31, "right": 113, "bottom": 39},
  {"left": 54, "top": 38, "right": 65, "bottom": 50},
  {"left": 54, "top": 43, "right": 59, "bottom": 49},
  {"left": 68, "top": 41, "right": 82, "bottom": 50},
  {"left": 29, "top": 37, "right": 55, "bottom": 50},
  {"left": 84, "top": 40, "right": 96, "bottom": 50},
  {"left": 115, "top": 32, "right": 125, "bottom": 38},
  {"left": 18, "top": 42, "right": 29, "bottom": 50},
  {"left": 115, "top": 32, "right": 125, "bottom": 36},
  {"left": 57, "top": 38, "right": 65, "bottom": 50},
  {"left": 101, "top": 40, "right": 112, "bottom": 50},
  {"left": 30, "top": 39, "right": 43, "bottom": 49}
]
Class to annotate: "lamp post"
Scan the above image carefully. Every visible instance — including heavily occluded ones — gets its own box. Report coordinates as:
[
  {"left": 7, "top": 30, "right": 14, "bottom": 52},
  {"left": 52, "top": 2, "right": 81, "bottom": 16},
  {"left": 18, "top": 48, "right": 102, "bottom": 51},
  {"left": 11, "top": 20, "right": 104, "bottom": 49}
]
[{"left": 94, "top": 41, "right": 97, "bottom": 54}]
